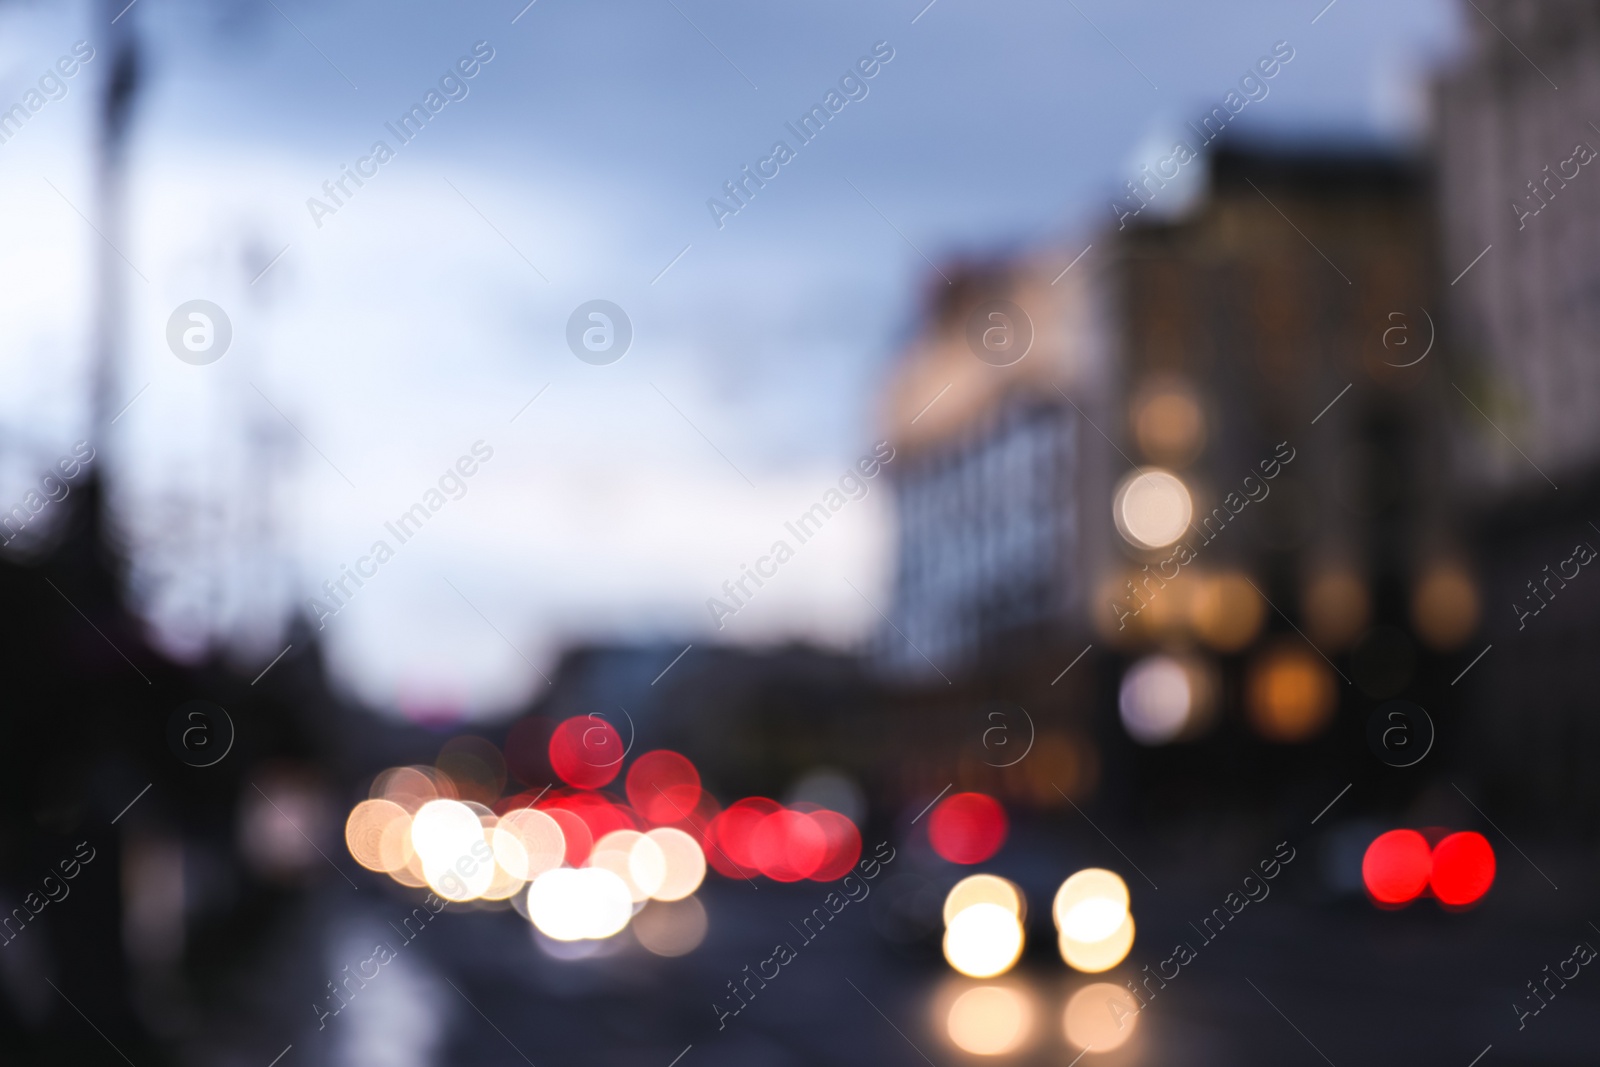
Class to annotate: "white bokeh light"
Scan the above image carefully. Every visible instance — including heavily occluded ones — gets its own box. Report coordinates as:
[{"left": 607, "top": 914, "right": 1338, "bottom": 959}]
[{"left": 1113, "top": 469, "right": 1193, "bottom": 550}]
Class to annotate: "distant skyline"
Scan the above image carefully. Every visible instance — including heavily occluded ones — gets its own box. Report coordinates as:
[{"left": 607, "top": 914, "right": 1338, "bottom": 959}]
[{"left": 0, "top": 0, "right": 1461, "bottom": 719}]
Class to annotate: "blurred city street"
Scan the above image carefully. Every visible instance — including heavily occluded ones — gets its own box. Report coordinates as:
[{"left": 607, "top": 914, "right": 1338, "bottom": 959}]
[
  {"left": 4, "top": 0, "right": 1600, "bottom": 1064},
  {"left": 191, "top": 829, "right": 1600, "bottom": 1067}
]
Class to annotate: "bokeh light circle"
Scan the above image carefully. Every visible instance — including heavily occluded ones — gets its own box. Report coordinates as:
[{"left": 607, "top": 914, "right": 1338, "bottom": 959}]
[
  {"left": 1059, "top": 913, "right": 1136, "bottom": 973},
  {"left": 946, "top": 986, "right": 1033, "bottom": 1056},
  {"left": 541, "top": 807, "right": 594, "bottom": 868},
  {"left": 497, "top": 807, "right": 567, "bottom": 880},
  {"left": 943, "top": 902, "right": 1024, "bottom": 978},
  {"left": 1304, "top": 568, "right": 1371, "bottom": 650},
  {"left": 1411, "top": 564, "right": 1481, "bottom": 651},
  {"left": 1190, "top": 572, "right": 1266, "bottom": 652},
  {"left": 377, "top": 811, "right": 416, "bottom": 874},
  {"left": 1053, "top": 868, "right": 1130, "bottom": 941},
  {"left": 1429, "top": 831, "right": 1495, "bottom": 906},
  {"left": 526, "top": 867, "right": 634, "bottom": 941},
  {"left": 548, "top": 716, "right": 624, "bottom": 789},
  {"left": 943, "top": 874, "right": 1024, "bottom": 927},
  {"left": 709, "top": 797, "right": 781, "bottom": 877},
  {"left": 1118, "top": 656, "right": 1193, "bottom": 744},
  {"left": 928, "top": 792, "right": 1008, "bottom": 865},
  {"left": 644, "top": 827, "right": 706, "bottom": 901},
  {"left": 345, "top": 799, "right": 409, "bottom": 873},
  {"left": 751, "top": 809, "right": 828, "bottom": 882},
  {"left": 626, "top": 750, "right": 703, "bottom": 825},
  {"left": 807, "top": 810, "right": 863, "bottom": 882},
  {"left": 411, "top": 800, "right": 483, "bottom": 871},
  {"left": 1131, "top": 380, "right": 1205, "bottom": 466},
  {"left": 1063, "top": 983, "right": 1140, "bottom": 1051},
  {"left": 625, "top": 834, "right": 669, "bottom": 900},
  {"left": 550, "top": 791, "right": 637, "bottom": 842},
  {"left": 633, "top": 896, "right": 708, "bottom": 957},
  {"left": 373, "top": 766, "right": 443, "bottom": 812},
  {"left": 1362, "top": 829, "right": 1432, "bottom": 905},
  {"left": 1113, "top": 469, "right": 1193, "bottom": 550},
  {"left": 589, "top": 830, "right": 666, "bottom": 902},
  {"left": 1247, "top": 643, "right": 1337, "bottom": 742},
  {"left": 479, "top": 829, "right": 528, "bottom": 902},
  {"left": 409, "top": 799, "right": 489, "bottom": 902}
]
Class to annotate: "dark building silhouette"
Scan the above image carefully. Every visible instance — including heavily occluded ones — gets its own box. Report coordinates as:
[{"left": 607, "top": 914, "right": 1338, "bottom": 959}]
[
  {"left": 1437, "top": 0, "right": 1600, "bottom": 832},
  {"left": 873, "top": 144, "right": 1465, "bottom": 820}
]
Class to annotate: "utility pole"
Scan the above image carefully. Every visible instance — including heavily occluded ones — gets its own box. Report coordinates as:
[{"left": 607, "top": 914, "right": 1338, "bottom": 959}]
[{"left": 90, "top": 0, "right": 141, "bottom": 437}]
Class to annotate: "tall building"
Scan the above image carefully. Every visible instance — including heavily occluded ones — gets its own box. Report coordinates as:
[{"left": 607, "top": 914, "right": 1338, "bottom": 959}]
[
  {"left": 1103, "top": 146, "right": 1448, "bottom": 639},
  {"left": 881, "top": 145, "right": 1449, "bottom": 674},
  {"left": 1436, "top": 1, "right": 1600, "bottom": 828},
  {"left": 1437, "top": 0, "right": 1600, "bottom": 494},
  {"left": 874, "top": 144, "right": 1462, "bottom": 814},
  {"left": 876, "top": 255, "right": 1112, "bottom": 679}
]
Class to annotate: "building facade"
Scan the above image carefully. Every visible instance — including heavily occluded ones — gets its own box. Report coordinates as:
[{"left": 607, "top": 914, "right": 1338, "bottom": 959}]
[
  {"left": 1436, "top": 1, "right": 1600, "bottom": 830},
  {"left": 1437, "top": 0, "right": 1600, "bottom": 495},
  {"left": 874, "top": 144, "right": 1463, "bottom": 818},
  {"left": 877, "top": 256, "right": 1112, "bottom": 680}
]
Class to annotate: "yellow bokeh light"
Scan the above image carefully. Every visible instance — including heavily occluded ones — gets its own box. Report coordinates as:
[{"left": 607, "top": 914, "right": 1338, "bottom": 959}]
[
  {"left": 627, "top": 837, "right": 667, "bottom": 900},
  {"left": 377, "top": 811, "right": 416, "bottom": 874},
  {"left": 479, "top": 828, "right": 527, "bottom": 901},
  {"left": 489, "top": 824, "right": 530, "bottom": 880},
  {"left": 424, "top": 857, "right": 493, "bottom": 902},
  {"left": 1059, "top": 913, "right": 1135, "bottom": 973},
  {"left": 644, "top": 827, "right": 706, "bottom": 902},
  {"left": 633, "top": 896, "right": 708, "bottom": 957},
  {"left": 943, "top": 903, "right": 1024, "bottom": 978},
  {"left": 590, "top": 830, "right": 666, "bottom": 903},
  {"left": 943, "top": 874, "right": 1024, "bottom": 927},
  {"left": 345, "top": 799, "right": 408, "bottom": 873},
  {"left": 1303, "top": 568, "right": 1370, "bottom": 650},
  {"left": 1131, "top": 379, "right": 1205, "bottom": 467},
  {"left": 497, "top": 808, "right": 566, "bottom": 881},
  {"left": 390, "top": 849, "right": 428, "bottom": 888},
  {"left": 1063, "top": 982, "right": 1140, "bottom": 1051},
  {"left": 1190, "top": 571, "right": 1266, "bottom": 652},
  {"left": 371, "top": 766, "right": 439, "bottom": 813},
  {"left": 1246, "top": 642, "right": 1337, "bottom": 742},
  {"left": 1113, "top": 469, "right": 1193, "bottom": 550},
  {"left": 1053, "top": 869, "right": 1130, "bottom": 942},
  {"left": 480, "top": 875, "right": 526, "bottom": 902},
  {"left": 1411, "top": 562, "right": 1480, "bottom": 650},
  {"left": 946, "top": 986, "right": 1033, "bottom": 1056}
]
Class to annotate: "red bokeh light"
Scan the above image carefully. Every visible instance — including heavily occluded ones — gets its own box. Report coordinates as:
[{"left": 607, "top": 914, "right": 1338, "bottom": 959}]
[
  {"left": 708, "top": 797, "right": 780, "bottom": 878},
  {"left": 750, "top": 809, "right": 827, "bottom": 882},
  {"left": 703, "top": 835, "right": 752, "bottom": 879},
  {"left": 1429, "top": 831, "right": 1495, "bottom": 907},
  {"left": 655, "top": 789, "right": 721, "bottom": 849},
  {"left": 626, "top": 750, "right": 703, "bottom": 825},
  {"left": 539, "top": 806, "right": 594, "bottom": 867},
  {"left": 544, "top": 790, "right": 637, "bottom": 844},
  {"left": 1362, "top": 829, "right": 1432, "bottom": 905},
  {"left": 927, "top": 792, "right": 1007, "bottom": 865},
  {"left": 548, "top": 715, "right": 624, "bottom": 789},
  {"left": 807, "top": 809, "right": 862, "bottom": 881}
]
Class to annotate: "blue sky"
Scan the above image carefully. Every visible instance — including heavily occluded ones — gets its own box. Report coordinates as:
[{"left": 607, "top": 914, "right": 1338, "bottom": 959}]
[{"left": 0, "top": 0, "right": 1462, "bottom": 717}]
